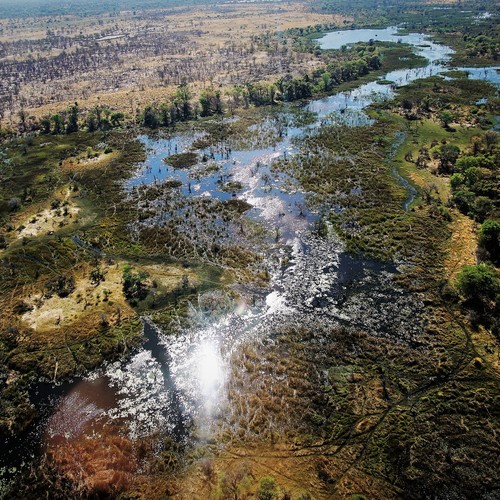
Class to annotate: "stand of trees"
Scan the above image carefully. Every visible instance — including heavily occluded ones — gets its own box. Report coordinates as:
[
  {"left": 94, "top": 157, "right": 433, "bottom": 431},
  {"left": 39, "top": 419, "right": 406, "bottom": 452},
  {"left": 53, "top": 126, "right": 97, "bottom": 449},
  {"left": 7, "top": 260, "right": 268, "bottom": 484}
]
[
  {"left": 20, "top": 42, "right": 383, "bottom": 134},
  {"left": 448, "top": 132, "right": 499, "bottom": 223}
]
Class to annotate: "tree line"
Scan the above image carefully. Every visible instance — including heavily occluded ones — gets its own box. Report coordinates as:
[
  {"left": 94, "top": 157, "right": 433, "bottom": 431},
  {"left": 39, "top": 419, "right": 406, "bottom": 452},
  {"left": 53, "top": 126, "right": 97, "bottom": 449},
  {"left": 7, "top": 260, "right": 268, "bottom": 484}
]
[{"left": 15, "top": 43, "right": 382, "bottom": 136}]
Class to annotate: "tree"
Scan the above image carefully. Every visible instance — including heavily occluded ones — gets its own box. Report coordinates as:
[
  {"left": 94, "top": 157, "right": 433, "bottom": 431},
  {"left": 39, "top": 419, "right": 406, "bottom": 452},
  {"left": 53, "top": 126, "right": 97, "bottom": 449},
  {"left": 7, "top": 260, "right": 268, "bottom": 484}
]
[
  {"left": 142, "top": 105, "right": 159, "bottom": 129},
  {"left": 473, "top": 196, "right": 493, "bottom": 222},
  {"left": 439, "top": 110, "right": 455, "bottom": 129},
  {"left": 90, "top": 267, "right": 106, "bottom": 286},
  {"left": 18, "top": 108, "right": 27, "bottom": 132},
  {"left": 122, "top": 265, "right": 149, "bottom": 301},
  {"left": 199, "top": 87, "right": 223, "bottom": 117},
  {"left": 110, "top": 112, "right": 124, "bottom": 127},
  {"left": 478, "top": 219, "right": 500, "bottom": 265},
  {"left": 226, "top": 86, "right": 245, "bottom": 114},
  {"left": 66, "top": 102, "right": 79, "bottom": 134},
  {"left": 456, "top": 264, "right": 499, "bottom": 306},
  {"left": 483, "top": 130, "right": 498, "bottom": 152},
  {"left": 432, "top": 144, "right": 460, "bottom": 173},
  {"left": 86, "top": 112, "right": 98, "bottom": 132},
  {"left": 452, "top": 189, "right": 475, "bottom": 214},
  {"left": 40, "top": 116, "right": 51, "bottom": 134},
  {"left": 175, "top": 82, "right": 192, "bottom": 120},
  {"left": 199, "top": 90, "right": 211, "bottom": 117},
  {"left": 463, "top": 167, "right": 482, "bottom": 188},
  {"left": 51, "top": 113, "right": 64, "bottom": 134},
  {"left": 256, "top": 476, "right": 278, "bottom": 500},
  {"left": 456, "top": 155, "right": 494, "bottom": 172},
  {"left": 450, "top": 173, "right": 464, "bottom": 190},
  {"left": 159, "top": 103, "right": 171, "bottom": 127}
]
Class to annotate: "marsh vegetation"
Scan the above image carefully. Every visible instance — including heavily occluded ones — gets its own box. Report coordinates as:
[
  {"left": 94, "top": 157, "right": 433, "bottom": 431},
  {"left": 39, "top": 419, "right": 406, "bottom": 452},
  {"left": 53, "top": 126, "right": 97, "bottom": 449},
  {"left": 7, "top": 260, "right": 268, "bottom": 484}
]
[{"left": 0, "top": 1, "right": 499, "bottom": 499}]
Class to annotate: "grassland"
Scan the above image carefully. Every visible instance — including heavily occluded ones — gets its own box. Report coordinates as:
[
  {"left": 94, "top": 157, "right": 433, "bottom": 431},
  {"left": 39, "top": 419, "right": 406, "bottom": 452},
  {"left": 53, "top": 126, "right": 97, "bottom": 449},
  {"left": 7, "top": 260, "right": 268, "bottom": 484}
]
[{"left": 0, "top": 1, "right": 348, "bottom": 129}]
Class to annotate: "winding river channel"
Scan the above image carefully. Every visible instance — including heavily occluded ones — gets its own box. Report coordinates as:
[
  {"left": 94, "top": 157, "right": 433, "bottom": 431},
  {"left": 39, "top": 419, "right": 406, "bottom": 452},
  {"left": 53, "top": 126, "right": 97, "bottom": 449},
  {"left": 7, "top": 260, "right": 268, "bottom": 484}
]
[{"left": 3, "top": 26, "right": 499, "bottom": 486}]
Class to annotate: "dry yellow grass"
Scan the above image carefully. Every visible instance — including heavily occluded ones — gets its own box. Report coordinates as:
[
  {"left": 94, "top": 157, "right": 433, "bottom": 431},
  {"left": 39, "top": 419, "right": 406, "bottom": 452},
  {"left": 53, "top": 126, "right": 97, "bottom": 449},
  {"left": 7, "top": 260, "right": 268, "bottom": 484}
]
[
  {"left": 19, "top": 259, "right": 198, "bottom": 336},
  {"left": 444, "top": 211, "right": 478, "bottom": 281},
  {"left": 170, "top": 443, "right": 401, "bottom": 500},
  {"left": 1, "top": 3, "right": 349, "bottom": 125},
  {"left": 14, "top": 187, "right": 79, "bottom": 240},
  {"left": 21, "top": 263, "right": 131, "bottom": 333},
  {"left": 62, "top": 150, "right": 121, "bottom": 172}
]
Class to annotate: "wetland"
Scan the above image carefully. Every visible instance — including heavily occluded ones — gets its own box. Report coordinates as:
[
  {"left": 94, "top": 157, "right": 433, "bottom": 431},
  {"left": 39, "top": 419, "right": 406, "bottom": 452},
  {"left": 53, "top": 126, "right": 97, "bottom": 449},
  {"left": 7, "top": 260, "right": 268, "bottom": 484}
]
[{"left": 0, "top": 3, "right": 499, "bottom": 499}]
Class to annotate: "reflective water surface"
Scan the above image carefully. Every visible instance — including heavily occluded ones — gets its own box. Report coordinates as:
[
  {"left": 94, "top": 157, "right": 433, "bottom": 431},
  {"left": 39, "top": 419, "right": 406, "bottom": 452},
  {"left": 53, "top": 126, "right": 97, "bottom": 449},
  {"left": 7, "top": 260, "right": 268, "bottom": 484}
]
[{"left": 8, "top": 27, "right": 498, "bottom": 477}]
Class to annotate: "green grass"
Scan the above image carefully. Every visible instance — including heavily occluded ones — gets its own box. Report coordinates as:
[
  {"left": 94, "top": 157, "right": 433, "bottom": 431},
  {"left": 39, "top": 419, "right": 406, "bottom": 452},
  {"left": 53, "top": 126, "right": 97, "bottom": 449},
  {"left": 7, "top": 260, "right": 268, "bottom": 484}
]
[
  {"left": 0, "top": 133, "right": 104, "bottom": 223},
  {"left": 392, "top": 118, "right": 483, "bottom": 207}
]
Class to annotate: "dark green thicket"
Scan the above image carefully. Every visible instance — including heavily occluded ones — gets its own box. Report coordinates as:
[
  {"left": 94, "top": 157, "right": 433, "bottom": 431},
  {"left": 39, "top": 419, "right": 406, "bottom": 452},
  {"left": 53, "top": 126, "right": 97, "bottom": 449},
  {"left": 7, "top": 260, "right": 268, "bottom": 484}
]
[{"left": 478, "top": 219, "right": 500, "bottom": 265}]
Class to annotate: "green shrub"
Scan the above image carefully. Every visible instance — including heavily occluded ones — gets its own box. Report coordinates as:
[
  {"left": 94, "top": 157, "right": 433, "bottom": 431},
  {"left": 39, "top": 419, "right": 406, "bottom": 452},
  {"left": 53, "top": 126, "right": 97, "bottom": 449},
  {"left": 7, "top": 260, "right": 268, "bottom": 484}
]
[
  {"left": 257, "top": 475, "right": 278, "bottom": 500},
  {"left": 456, "top": 264, "right": 499, "bottom": 305},
  {"left": 122, "top": 265, "right": 149, "bottom": 302},
  {"left": 478, "top": 219, "right": 500, "bottom": 265}
]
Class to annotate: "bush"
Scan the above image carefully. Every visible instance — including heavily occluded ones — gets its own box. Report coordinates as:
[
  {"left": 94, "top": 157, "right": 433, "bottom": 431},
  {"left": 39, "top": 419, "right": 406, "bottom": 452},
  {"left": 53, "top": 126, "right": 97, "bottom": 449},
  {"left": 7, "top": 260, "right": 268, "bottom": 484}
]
[
  {"left": 450, "top": 173, "right": 464, "bottom": 190},
  {"left": 257, "top": 476, "right": 278, "bottom": 500},
  {"left": 473, "top": 196, "right": 493, "bottom": 222},
  {"left": 13, "top": 301, "right": 33, "bottom": 314},
  {"left": 452, "top": 189, "right": 475, "bottom": 214},
  {"left": 122, "top": 265, "right": 149, "bottom": 302},
  {"left": 456, "top": 264, "right": 499, "bottom": 305},
  {"left": 478, "top": 219, "right": 500, "bottom": 265},
  {"left": 90, "top": 267, "right": 106, "bottom": 286},
  {"left": 44, "top": 275, "right": 76, "bottom": 298},
  {"left": 51, "top": 199, "right": 61, "bottom": 209},
  {"left": 7, "top": 197, "right": 21, "bottom": 212}
]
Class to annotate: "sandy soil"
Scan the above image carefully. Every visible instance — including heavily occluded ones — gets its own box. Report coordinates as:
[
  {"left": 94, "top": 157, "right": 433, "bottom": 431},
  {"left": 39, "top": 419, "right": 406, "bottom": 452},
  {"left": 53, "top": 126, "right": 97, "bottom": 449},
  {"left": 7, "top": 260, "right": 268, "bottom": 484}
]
[
  {"left": 21, "top": 264, "right": 132, "bottom": 332},
  {"left": 61, "top": 150, "right": 120, "bottom": 171},
  {"left": 21, "top": 261, "right": 199, "bottom": 334},
  {"left": 15, "top": 187, "right": 80, "bottom": 240}
]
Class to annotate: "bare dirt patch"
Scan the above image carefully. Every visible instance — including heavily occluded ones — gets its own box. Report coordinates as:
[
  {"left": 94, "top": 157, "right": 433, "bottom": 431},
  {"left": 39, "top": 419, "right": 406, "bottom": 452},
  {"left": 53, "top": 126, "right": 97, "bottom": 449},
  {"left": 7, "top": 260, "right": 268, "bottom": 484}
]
[{"left": 21, "top": 263, "right": 132, "bottom": 333}]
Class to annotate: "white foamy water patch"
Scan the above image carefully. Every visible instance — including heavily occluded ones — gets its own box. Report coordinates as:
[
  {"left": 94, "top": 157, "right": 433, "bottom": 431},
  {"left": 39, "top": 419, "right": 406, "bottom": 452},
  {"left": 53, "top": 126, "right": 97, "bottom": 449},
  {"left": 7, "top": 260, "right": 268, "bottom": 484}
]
[
  {"left": 264, "top": 291, "right": 294, "bottom": 316},
  {"left": 133, "top": 282, "right": 297, "bottom": 437},
  {"left": 105, "top": 350, "right": 172, "bottom": 439},
  {"left": 167, "top": 330, "right": 227, "bottom": 434},
  {"left": 244, "top": 193, "right": 310, "bottom": 235},
  {"left": 46, "top": 392, "right": 104, "bottom": 440},
  {"left": 232, "top": 151, "right": 281, "bottom": 188}
]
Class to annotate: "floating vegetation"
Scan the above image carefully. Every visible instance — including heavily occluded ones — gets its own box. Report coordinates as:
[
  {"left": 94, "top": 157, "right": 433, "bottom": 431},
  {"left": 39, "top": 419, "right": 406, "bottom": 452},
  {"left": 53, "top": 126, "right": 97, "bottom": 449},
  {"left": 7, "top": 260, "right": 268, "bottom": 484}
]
[{"left": 163, "top": 152, "right": 199, "bottom": 169}]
